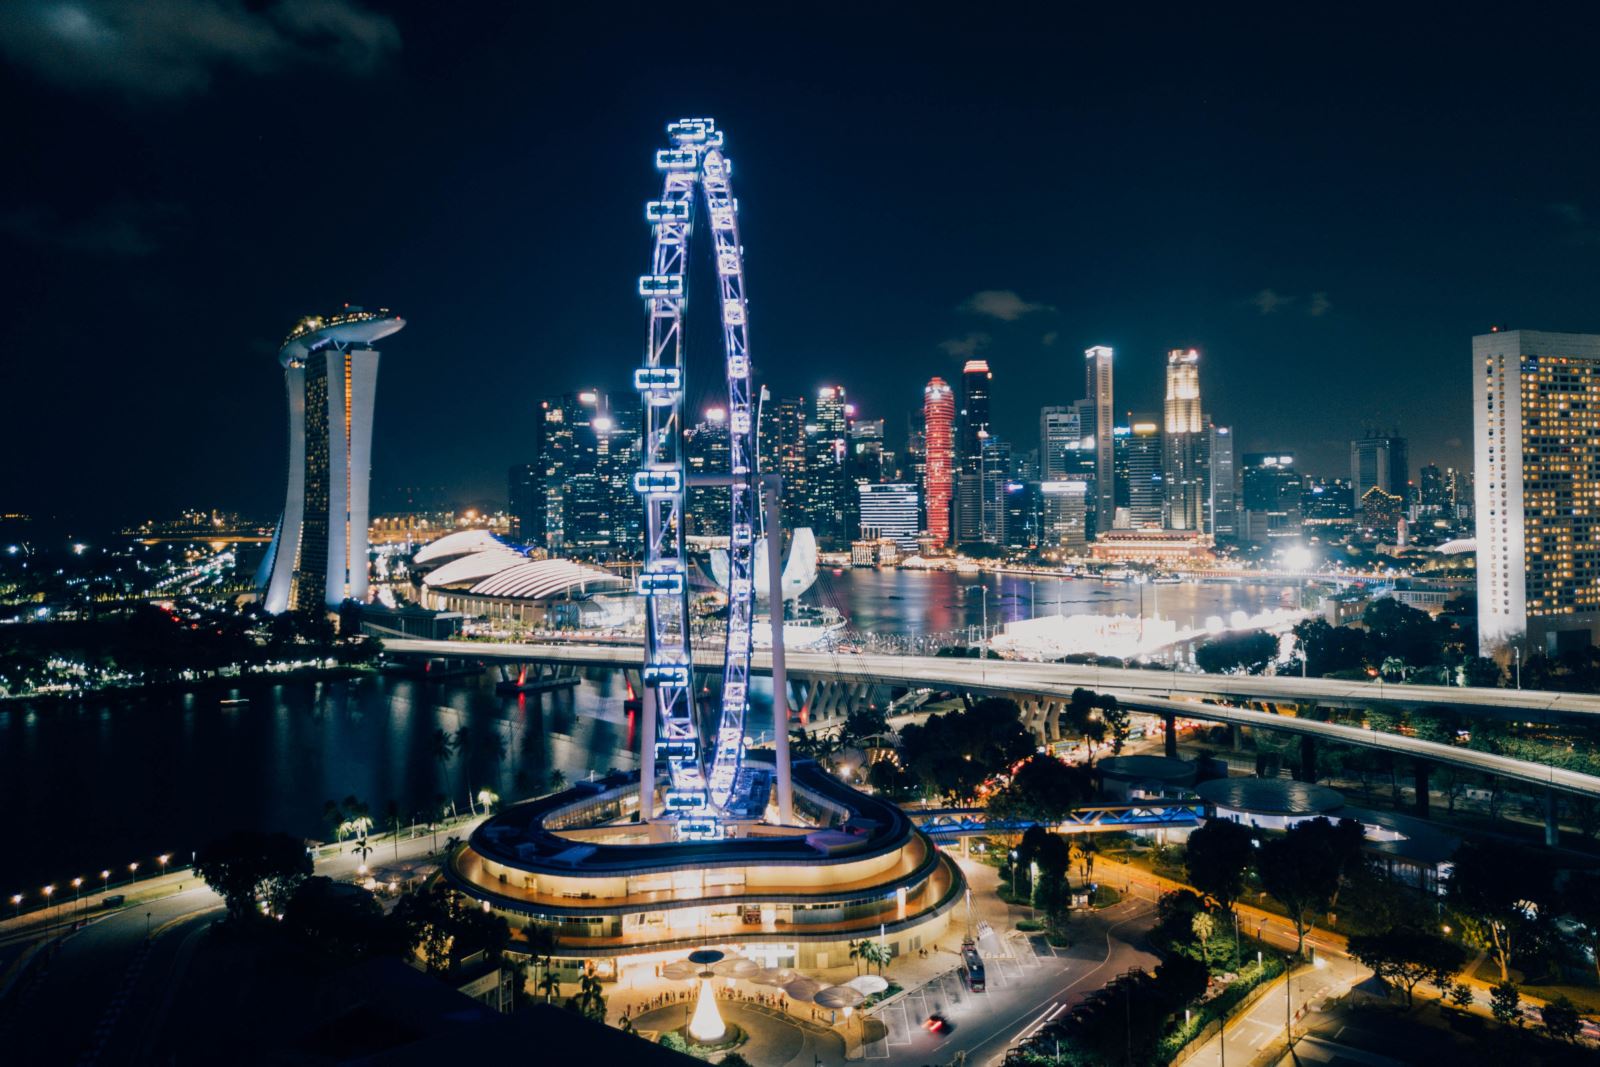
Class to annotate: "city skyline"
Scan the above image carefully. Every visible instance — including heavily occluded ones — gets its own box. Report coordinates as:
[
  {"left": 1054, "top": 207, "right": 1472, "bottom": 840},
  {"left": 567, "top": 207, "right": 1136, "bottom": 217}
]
[{"left": 9, "top": 8, "right": 1600, "bottom": 519}]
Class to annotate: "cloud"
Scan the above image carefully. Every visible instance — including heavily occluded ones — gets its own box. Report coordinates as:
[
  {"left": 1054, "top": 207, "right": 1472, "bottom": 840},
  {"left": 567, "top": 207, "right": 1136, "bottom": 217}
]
[
  {"left": 1041, "top": 330, "right": 1059, "bottom": 347},
  {"left": 0, "top": 0, "right": 399, "bottom": 97},
  {"left": 0, "top": 201, "right": 187, "bottom": 257},
  {"left": 959, "top": 289, "right": 1055, "bottom": 321},
  {"left": 1250, "top": 288, "right": 1294, "bottom": 315},
  {"left": 1307, "top": 292, "right": 1331, "bottom": 317},
  {"left": 938, "top": 332, "right": 990, "bottom": 358}
]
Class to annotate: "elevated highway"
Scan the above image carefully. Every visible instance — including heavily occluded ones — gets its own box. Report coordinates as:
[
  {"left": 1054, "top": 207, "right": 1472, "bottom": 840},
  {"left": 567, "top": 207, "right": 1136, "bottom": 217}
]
[{"left": 381, "top": 638, "right": 1600, "bottom": 803}]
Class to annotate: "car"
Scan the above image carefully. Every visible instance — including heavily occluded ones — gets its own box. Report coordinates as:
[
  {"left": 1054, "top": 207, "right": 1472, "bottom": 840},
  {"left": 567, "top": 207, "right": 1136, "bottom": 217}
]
[{"left": 923, "top": 1013, "right": 951, "bottom": 1035}]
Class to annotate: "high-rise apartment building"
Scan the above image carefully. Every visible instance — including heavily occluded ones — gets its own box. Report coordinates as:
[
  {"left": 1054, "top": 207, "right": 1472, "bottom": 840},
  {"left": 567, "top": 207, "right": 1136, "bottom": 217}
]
[
  {"left": 1162, "top": 348, "right": 1207, "bottom": 531},
  {"left": 1208, "top": 424, "right": 1237, "bottom": 539},
  {"left": 858, "top": 483, "right": 920, "bottom": 549},
  {"left": 1351, "top": 431, "right": 1410, "bottom": 507},
  {"left": 1085, "top": 346, "right": 1115, "bottom": 536},
  {"left": 1475, "top": 329, "right": 1600, "bottom": 656},
  {"left": 261, "top": 307, "right": 403, "bottom": 613},
  {"left": 922, "top": 377, "right": 955, "bottom": 547}
]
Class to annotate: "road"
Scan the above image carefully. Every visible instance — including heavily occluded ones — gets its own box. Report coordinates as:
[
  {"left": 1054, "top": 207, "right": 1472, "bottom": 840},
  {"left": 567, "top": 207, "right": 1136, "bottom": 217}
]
[
  {"left": 0, "top": 817, "right": 483, "bottom": 1064},
  {"left": 384, "top": 639, "right": 1600, "bottom": 798}
]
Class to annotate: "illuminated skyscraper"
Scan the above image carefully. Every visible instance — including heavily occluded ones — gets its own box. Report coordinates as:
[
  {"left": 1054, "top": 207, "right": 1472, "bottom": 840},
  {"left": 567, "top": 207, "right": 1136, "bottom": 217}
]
[
  {"left": 955, "top": 360, "right": 993, "bottom": 543},
  {"left": 260, "top": 307, "right": 403, "bottom": 613},
  {"left": 1120, "top": 415, "right": 1164, "bottom": 528},
  {"left": 1350, "top": 430, "right": 1409, "bottom": 507},
  {"left": 1208, "top": 424, "right": 1237, "bottom": 539},
  {"left": 1475, "top": 329, "right": 1600, "bottom": 657},
  {"left": 922, "top": 377, "right": 955, "bottom": 546},
  {"left": 1162, "top": 348, "right": 1207, "bottom": 531},
  {"left": 758, "top": 389, "right": 808, "bottom": 530},
  {"left": 806, "top": 386, "right": 850, "bottom": 545},
  {"left": 1085, "top": 346, "right": 1115, "bottom": 536}
]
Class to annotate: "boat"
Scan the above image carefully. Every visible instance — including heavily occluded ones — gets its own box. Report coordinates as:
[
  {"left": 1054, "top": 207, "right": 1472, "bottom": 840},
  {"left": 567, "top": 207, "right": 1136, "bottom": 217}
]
[
  {"left": 219, "top": 697, "right": 249, "bottom": 707},
  {"left": 752, "top": 605, "right": 845, "bottom": 650},
  {"left": 1152, "top": 573, "right": 1182, "bottom": 585}
]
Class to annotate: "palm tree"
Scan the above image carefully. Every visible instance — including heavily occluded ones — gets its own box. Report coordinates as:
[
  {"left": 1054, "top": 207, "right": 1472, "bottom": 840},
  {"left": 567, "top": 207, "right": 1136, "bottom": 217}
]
[
  {"left": 386, "top": 800, "right": 401, "bottom": 859},
  {"left": 353, "top": 836, "right": 373, "bottom": 871},
  {"left": 547, "top": 768, "right": 568, "bottom": 793},
  {"left": 537, "top": 956, "right": 560, "bottom": 1003},
  {"left": 848, "top": 939, "right": 864, "bottom": 975}
]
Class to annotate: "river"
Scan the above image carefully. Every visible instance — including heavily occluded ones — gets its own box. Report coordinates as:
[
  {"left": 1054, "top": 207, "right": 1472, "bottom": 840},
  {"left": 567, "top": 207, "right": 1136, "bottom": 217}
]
[{"left": 0, "top": 570, "right": 1287, "bottom": 892}]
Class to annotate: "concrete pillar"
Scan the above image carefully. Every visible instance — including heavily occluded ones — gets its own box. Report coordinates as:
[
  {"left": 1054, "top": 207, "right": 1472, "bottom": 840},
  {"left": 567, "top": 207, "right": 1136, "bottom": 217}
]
[
  {"left": 1413, "top": 759, "right": 1430, "bottom": 816},
  {"left": 1230, "top": 723, "right": 1243, "bottom": 752},
  {"left": 764, "top": 477, "right": 792, "bottom": 824},
  {"left": 1298, "top": 736, "right": 1317, "bottom": 783},
  {"left": 1163, "top": 713, "right": 1177, "bottom": 758},
  {"left": 1546, "top": 790, "right": 1561, "bottom": 848},
  {"left": 639, "top": 685, "right": 656, "bottom": 824}
]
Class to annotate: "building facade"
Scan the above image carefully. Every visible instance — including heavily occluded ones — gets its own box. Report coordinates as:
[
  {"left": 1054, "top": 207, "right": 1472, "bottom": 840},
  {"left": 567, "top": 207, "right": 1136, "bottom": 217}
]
[
  {"left": 1208, "top": 424, "right": 1237, "bottom": 539},
  {"left": 858, "top": 482, "right": 920, "bottom": 549},
  {"left": 1085, "top": 346, "right": 1115, "bottom": 536},
  {"left": 1351, "top": 431, "right": 1410, "bottom": 508},
  {"left": 1474, "top": 329, "right": 1600, "bottom": 656},
  {"left": 1162, "top": 348, "right": 1208, "bottom": 531},
  {"left": 922, "top": 377, "right": 955, "bottom": 548},
  {"left": 1240, "top": 452, "right": 1304, "bottom": 544}
]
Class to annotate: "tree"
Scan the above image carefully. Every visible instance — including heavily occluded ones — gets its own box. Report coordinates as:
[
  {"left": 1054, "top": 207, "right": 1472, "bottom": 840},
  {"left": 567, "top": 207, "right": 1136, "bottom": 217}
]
[
  {"left": 1447, "top": 840, "right": 1556, "bottom": 982},
  {"left": 1155, "top": 952, "right": 1209, "bottom": 1006},
  {"left": 386, "top": 799, "right": 402, "bottom": 859},
  {"left": 537, "top": 956, "right": 561, "bottom": 1003},
  {"left": 1293, "top": 618, "right": 1367, "bottom": 676},
  {"left": 1347, "top": 928, "right": 1467, "bottom": 1008},
  {"left": 282, "top": 876, "right": 406, "bottom": 961},
  {"left": 565, "top": 965, "right": 606, "bottom": 1022},
  {"left": 1540, "top": 995, "right": 1582, "bottom": 1043},
  {"left": 841, "top": 705, "right": 890, "bottom": 745},
  {"left": 1489, "top": 981, "right": 1522, "bottom": 1026},
  {"left": 1257, "top": 817, "right": 1364, "bottom": 952},
  {"left": 1195, "top": 630, "right": 1279, "bottom": 675},
  {"left": 1562, "top": 870, "right": 1600, "bottom": 986},
  {"left": 1184, "top": 819, "right": 1255, "bottom": 917},
  {"left": 390, "top": 882, "right": 509, "bottom": 977},
  {"left": 986, "top": 755, "right": 1092, "bottom": 825},
  {"left": 898, "top": 697, "right": 1034, "bottom": 803},
  {"left": 1063, "top": 689, "right": 1109, "bottom": 763},
  {"left": 195, "top": 830, "right": 312, "bottom": 922},
  {"left": 848, "top": 939, "right": 865, "bottom": 975},
  {"left": 1448, "top": 982, "right": 1474, "bottom": 1012},
  {"left": 1191, "top": 911, "right": 1216, "bottom": 965}
]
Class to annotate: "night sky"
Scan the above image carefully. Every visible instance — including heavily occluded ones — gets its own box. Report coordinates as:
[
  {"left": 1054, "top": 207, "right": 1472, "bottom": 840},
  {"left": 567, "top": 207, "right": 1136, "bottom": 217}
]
[{"left": 6, "top": 4, "right": 1600, "bottom": 524}]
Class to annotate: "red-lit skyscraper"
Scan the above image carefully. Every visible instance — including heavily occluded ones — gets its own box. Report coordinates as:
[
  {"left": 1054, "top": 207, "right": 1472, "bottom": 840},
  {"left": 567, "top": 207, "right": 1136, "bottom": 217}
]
[{"left": 923, "top": 377, "right": 955, "bottom": 547}]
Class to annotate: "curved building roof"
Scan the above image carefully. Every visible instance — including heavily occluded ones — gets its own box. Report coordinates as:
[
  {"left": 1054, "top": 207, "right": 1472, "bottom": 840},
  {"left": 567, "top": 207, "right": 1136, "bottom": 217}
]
[
  {"left": 421, "top": 547, "right": 530, "bottom": 589},
  {"left": 415, "top": 529, "right": 511, "bottom": 567},
  {"left": 468, "top": 559, "right": 629, "bottom": 600},
  {"left": 1098, "top": 755, "right": 1195, "bottom": 782},
  {"left": 280, "top": 307, "right": 405, "bottom": 366},
  {"left": 1196, "top": 778, "right": 1344, "bottom": 817}
]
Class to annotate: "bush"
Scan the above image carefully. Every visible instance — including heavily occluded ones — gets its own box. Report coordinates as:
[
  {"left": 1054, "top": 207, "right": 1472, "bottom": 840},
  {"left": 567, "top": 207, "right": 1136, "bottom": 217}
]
[{"left": 1016, "top": 918, "right": 1045, "bottom": 932}]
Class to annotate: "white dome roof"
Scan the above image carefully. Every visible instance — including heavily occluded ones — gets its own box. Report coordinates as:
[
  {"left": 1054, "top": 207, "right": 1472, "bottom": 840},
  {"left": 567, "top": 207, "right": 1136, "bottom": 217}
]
[
  {"left": 468, "top": 559, "right": 629, "bottom": 600},
  {"left": 415, "top": 529, "right": 506, "bottom": 566},
  {"left": 421, "top": 547, "right": 529, "bottom": 588}
]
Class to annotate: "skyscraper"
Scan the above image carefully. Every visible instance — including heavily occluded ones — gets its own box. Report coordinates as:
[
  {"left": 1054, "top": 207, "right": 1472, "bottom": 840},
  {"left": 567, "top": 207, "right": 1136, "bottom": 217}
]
[
  {"left": 1162, "top": 348, "right": 1207, "bottom": 531},
  {"left": 1085, "top": 346, "right": 1115, "bottom": 536},
  {"left": 1039, "top": 480, "right": 1089, "bottom": 554},
  {"left": 758, "top": 390, "right": 808, "bottom": 531},
  {"left": 806, "top": 386, "right": 850, "bottom": 545},
  {"left": 686, "top": 407, "right": 732, "bottom": 537},
  {"left": 260, "top": 306, "right": 402, "bottom": 614},
  {"left": 1208, "top": 424, "right": 1237, "bottom": 539},
  {"left": 922, "top": 377, "right": 955, "bottom": 547},
  {"left": 1039, "top": 405, "right": 1079, "bottom": 481},
  {"left": 1121, "top": 416, "right": 1164, "bottom": 528},
  {"left": 858, "top": 483, "right": 920, "bottom": 549},
  {"left": 955, "top": 360, "right": 993, "bottom": 544},
  {"left": 1350, "top": 430, "right": 1410, "bottom": 507},
  {"left": 1474, "top": 329, "right": 1600, "bottom": 656},
  {"left": 529, "top": 390, "right": 603, "bottom": 553},
  {"left": 1241, "top": 452, "right": 1304, "bottom": 544}
]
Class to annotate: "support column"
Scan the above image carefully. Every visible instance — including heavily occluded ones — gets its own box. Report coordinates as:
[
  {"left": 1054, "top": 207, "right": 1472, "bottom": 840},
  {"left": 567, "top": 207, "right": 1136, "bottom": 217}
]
[
  {"left": 639, "top": 685, "right": 656, "bottom": 824},
  {"left": 1546, "top": 789, "right": 1561, "bottom": 848},
  {"left": 1298, "top": 736, "right": 1317, "bottom": 783},
  {"left": 1413, "top": 759, "right": 1430, "bottom": 816},
  {"left": 1163, "top": 713, "right": 1177, "bottom": 758},
  {"left": 1230, "top": 723, "right": 1243, "bottom": 752},
  {"left": 764, "top": 477, "right": 792, "bottom": 824}
]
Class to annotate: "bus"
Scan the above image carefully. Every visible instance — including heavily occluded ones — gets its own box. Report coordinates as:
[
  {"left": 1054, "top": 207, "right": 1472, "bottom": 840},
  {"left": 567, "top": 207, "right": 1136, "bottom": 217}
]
[{"left": 961, "top": 944, "right": 985, "bottom": 991}]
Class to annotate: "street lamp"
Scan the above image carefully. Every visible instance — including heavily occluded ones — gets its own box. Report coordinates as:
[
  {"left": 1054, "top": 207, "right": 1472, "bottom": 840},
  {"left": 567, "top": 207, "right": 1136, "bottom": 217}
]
[
  {"left": 158, "top": 854, "right": 170, "bottom": 878},
  {"left": 100, "top": 869, "right": 110, "bottom": 897},
  {"left": 72, "top": 877, "right": 83, "bottom": 917},
  {"left": 42, "top": 885, "right": 54, "bottom": 938},
  {"left": 10, "top": 894, "right": 20, "bottom": 918},
  {"left": 128, "top": 861, "right": 139, "bottom": 886}
]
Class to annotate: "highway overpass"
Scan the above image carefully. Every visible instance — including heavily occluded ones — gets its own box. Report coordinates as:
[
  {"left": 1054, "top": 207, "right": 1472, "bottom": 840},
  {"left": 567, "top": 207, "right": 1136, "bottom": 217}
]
[{"left": 380, "top": 639, "right": 1600, "bottom": 805}]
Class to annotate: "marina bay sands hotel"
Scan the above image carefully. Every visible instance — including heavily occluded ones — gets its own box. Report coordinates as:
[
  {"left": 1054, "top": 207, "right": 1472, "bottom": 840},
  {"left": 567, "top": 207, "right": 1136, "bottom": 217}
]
[{"left": 258, "top": 307, "right": 405, "bottom": 613}]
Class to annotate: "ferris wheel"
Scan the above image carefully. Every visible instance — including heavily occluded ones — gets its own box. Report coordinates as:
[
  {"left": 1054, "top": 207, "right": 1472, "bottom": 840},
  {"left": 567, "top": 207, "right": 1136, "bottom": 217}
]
[{"left": 633, "top": 118, "right": 757, "bottom": 832}]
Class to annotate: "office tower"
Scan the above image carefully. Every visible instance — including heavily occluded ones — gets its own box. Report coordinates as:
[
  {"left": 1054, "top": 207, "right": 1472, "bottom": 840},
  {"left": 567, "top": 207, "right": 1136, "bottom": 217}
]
[
  {"left": 759, "top": 390, "right": 808, "bottom": 531},
  {"left": 1162, "top": 348, "right": 1207, "bottom": 531},
  {"left": 1003, "top": 479, "right": 1038, "bottom": 552},
  {"left": 1039, "top": 480, "right": 1089, "bottom": 554},
  {"left": 508, "top": 463, "right": 540, "bottom": 541},
  {"left": 1475, "top": 330, "right": 1600, "bottom": 656},
  {"left": 526, "top": 390, "right": 604, "bottom": 553},
  {"left": 1085, "top": 345, "right": 1115, "bottom": 536},
  {"left": 1302, "top": 477, "right": 1354, "bottom": 526},
  {"left": 922, "top": 377, "right": 955, "bottom": 547},
  {"left": 604, "top": 399, "right": 643, "bottom": 556},
  {"left": 953, "top": 360, "right": 993, "bottom": 544},
  {"left": 1446, "top": 466, "right": 1472, "bottom": 521},
  {"left": 686, "top": 408, "right": 732, "bottom": 537},
  {"left": 1208, "top": 424, "right": 1237, "bottom": 539},
  {"left": 849, "top": 417, "right": 886, "bottom": 483},
  {"left": 806, "top": 386, "right": 849, "bottom": 545},
  {"left": 1350, "top": 430, "right": 1410, "bottom": 507},
  {"left": 980, "top": 436, "right": 1012, "bottom": 544},
  {"left": 261, "top": 307, "right": 403, "bottom": 613},
  {"left": 959, "top": 360, "right": 992, "bottom": 460},
  {"left": 1040, "top": 405, "right": 1080, "bottom": 480},
  {"left": 1418, "top": 464, "right": 1447, "bottom": 513},
  {"left": 1240, "top": 452, "right": 1304, "bottom": 544},
  {"left": 1119, "top": 416, "right": 1164, "bottom": 528},
  {"left": 858, "top": 483, "right": 920, "bottom": 549}
]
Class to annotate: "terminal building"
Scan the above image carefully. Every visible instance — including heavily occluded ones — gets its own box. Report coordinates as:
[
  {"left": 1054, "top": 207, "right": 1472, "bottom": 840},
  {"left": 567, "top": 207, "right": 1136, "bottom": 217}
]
[
  {"left": 409, "top": 529, "right": 635, "bottom": 630},
  {"left": 259, "top": 307, "right": 404, "bottom": 613}
]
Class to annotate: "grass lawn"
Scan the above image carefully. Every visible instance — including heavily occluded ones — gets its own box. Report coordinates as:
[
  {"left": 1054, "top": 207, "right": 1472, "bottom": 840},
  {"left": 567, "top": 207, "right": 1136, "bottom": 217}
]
[{"left": 1468, "top": 957, "right": 1600, "bottom": 1014}]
